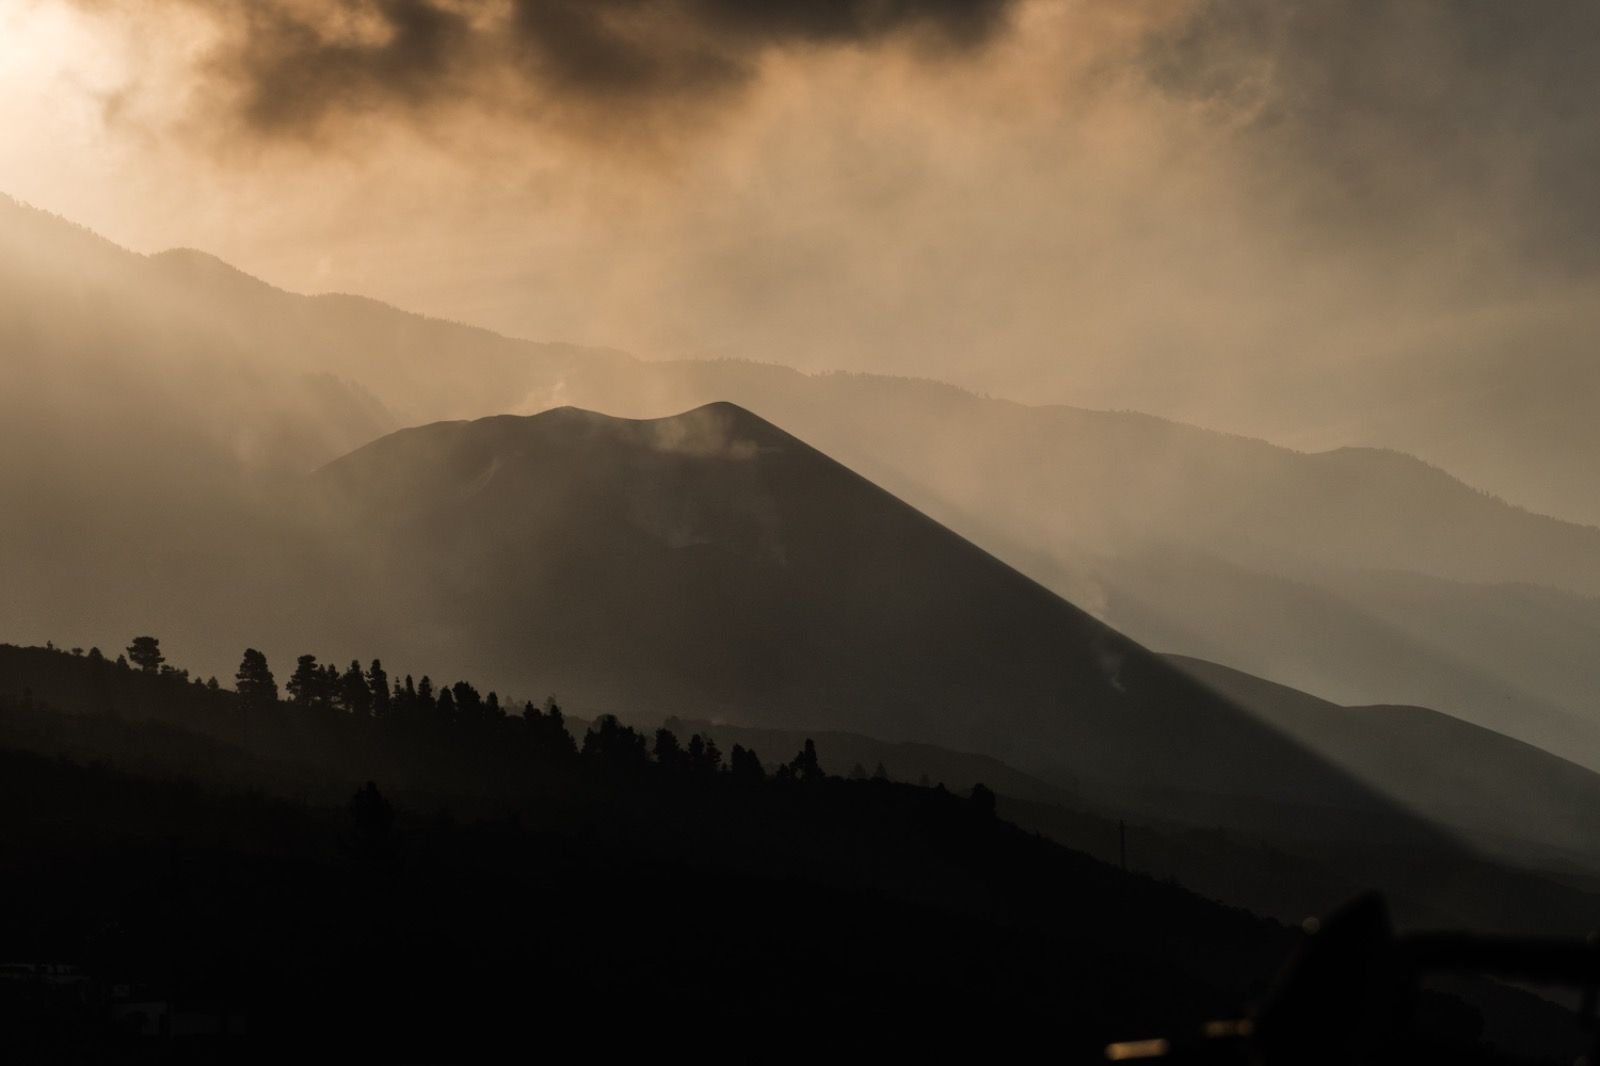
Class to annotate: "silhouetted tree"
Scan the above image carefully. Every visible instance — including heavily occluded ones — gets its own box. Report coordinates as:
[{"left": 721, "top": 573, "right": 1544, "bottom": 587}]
[
  {"left": 126, "top": 636, "right": 164, "bottom": 674},
  {"left": 654, "top": 728, "right": 684, "bottom": 770},
  {"left": 340, "top": 661, "right": 372, "bottom": 716},
  {"left": 682, "top": 734, "right": 722, "bottom": 775},
  {"left": 367, "top": 660, "right": 390, "bottom": 719},
  {"left": 789, "top": 739, "right": 825, "bottom": 783},
  {"left": 849, "top": 762, "right": 868, "bottom": 781},
  {"left": 435, "top": 687, "right": 457, "bottom": 723},
  {"left": 235, "top": 648, "right": 278, "bottom": 706},
  {"left": 347, "top": 780, "right": 395, "bottom": 864},
  {"left": 393, "top": 675, "right": 417, "bottom": 721},
  {"left": 522, "top": 700, "right": 577, "bottom": 760},
  {"left": 583, "top": 714, "right": 649, "bottom": 768},
  {"left": 730, "top": 744, "right": 765, "bottom": 782},
  {"left": 872, "top": 762, "right": 890, "bottom": 782},
  {"left": 451, "top": 681, "right": 482, "bottom": 722},
  {"left": 970, "top": 782, "right": 997, "bottom": 817},
  {"left": 287, "top": 655, "right": 322, "bottom": 707}
]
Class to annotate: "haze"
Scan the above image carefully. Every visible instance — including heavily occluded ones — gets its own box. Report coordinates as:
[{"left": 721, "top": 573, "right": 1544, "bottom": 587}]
[
  {"left": 3, "top": 0, "right": 1596, "bottom": 519},
  {"left": 10, "top": 3, "right": 1600, "bottom": 1056}
]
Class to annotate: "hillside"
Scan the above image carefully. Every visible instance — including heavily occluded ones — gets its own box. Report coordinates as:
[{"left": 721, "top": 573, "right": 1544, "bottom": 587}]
[
  {"left": 8, "top": 195, "right": 1600, "bottom": 777},
  {"left": 308, "top": 405, "right": 1407, "bottom": 827},
  {"left": 305, "top": 403, "right": 1600, "bottom": 875},
  {"left": 0, "top": 648, "right": 1293, "bottom": 1060},
  {"left": 1168, "top": 656, "right": 1600, "bottom": 868},
  {"left": 1093, "top": 549, "right": 1600, "bottom": 770},
  {"left": 0, "top": 642, "right": 1588, "bottom": 1062}
]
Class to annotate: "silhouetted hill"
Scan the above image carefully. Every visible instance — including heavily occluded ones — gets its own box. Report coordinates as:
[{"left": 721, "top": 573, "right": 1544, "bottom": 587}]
[
  {"left": 0, "top": 650, "right": 1294, "bottom": 1060},
  {"left": 541, "top": 367, "right": 1600, "bottom": 768},
  {"left": 306, "top": 404, "right": 1561, "bottom": 862},
  {"left": 624, "top": 710, "right": 1600, "bottom": 934},
  {"left": 0, "top": 642, "right": 1588, "bottom": 1062},
  {"left": 9, "top": 195, "right": 1600, "bottom": 777},
  {"left": 7, "top": 639, "right": 1598, "bottom": 942}
]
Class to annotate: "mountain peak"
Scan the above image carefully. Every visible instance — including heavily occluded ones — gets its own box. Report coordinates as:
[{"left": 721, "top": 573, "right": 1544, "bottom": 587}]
[
  {"left": 147, "top": 247, "right": 286, "bottom": 298},
  {"left": 468, "top": 401, "right": 791, "bottom": 458}
]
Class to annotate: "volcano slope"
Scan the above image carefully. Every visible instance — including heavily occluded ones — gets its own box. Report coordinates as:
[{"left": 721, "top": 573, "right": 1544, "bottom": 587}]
[{"left": 307, "top": 404, "right": 1519, "bottom": 855}]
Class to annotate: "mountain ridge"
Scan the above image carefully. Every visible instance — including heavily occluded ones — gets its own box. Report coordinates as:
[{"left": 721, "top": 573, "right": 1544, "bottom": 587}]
[
  {"left": 10, "top": 193, "right": 1600, "bottom": 784},
  {"left": 304, "top": 401, "right": 1600, "bottom": 870}
]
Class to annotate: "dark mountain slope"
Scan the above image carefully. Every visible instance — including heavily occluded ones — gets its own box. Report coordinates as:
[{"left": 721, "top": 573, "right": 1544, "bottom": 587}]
[
  {"left": 6, "top": 645, "right": 1584, "bottom": 1061},
  {"left": 310, "top": 404, "right": 1455, "bottom": 845},
  {"left": 1168, "top": 655, "right": 1600, "bottom": 867}
]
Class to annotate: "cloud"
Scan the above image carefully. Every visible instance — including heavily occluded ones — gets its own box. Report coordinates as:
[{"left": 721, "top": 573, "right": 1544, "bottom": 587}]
[
  {"left": 118, "top": 0, "right": 1015, "bottom": 140},
  {"left": 26, "top": 0, "right": 1600, "bottom": 477},
  {"left": 1139, "top": 0, "right": 1600, "bottom": 273}
]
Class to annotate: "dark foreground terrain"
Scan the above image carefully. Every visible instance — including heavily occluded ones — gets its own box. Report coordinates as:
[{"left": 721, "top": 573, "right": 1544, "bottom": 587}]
[{"left": 0, "top": 643, "right": 1586, "bottom": 1062}]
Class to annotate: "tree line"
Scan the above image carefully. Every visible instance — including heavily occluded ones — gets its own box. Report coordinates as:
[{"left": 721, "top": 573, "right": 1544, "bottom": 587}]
[{"left": 93, "top": 636, "right": 995, "bottom": 803}]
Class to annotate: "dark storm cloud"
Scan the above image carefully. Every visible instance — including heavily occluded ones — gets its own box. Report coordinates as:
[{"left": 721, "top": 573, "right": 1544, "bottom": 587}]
[
  {"left": 181, "top": 0, "right": 1014, "bottom": 135},
  {"left": 236, "top": 1, "right": 472, "bottom": 132},
  {"left": 1142, "top": 0, "right": 1600, "bottom": 272}
]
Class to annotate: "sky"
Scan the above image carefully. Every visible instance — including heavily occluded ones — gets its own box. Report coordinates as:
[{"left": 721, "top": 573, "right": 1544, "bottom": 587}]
[{"left": 3, "top": 0, "right": 1598, "bottom": 435}]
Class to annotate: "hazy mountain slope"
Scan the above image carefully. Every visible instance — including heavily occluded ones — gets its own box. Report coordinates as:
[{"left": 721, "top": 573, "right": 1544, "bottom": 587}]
[
  {"left": 9, "top": 196, "right": 1600, "bottom": 779},
  {"left": 1243, "top": 330, "right": 1600, "bottom": 529},
  {"left": 144, "top": 247, "right": 628, "bottom": 427},
  {"left": 1167, "top": 655, "right": 1600, "bottom": 868},
  {"left": 0, "top": 198, "right": 394, "bottom": 477},
  {"left": 309, "top": 404, "right": 1417, "bottom": 831},
  {"left": 547, "top": 362, "right": 1600, "bottom": 596},
  {"left": 1092, "top": 549, "right": 1600, "bottom": 771},
  {"left": 307, "top": 402, "right": 1600, "bottom": 869},
  {"left": 538, "top": 364, "right": 1600, "bottom": 767},
  {"left": 626, "top": 710, "right": 1600, "bottom": 932},
  {"left": 0, "top": 196, "right": 611, "bottom": 661},
  {"left": 0, "top": 195, "right": 623, "bottom": 472},
  {"left": 12, "top": 195, "right": 1596, "bottom": 597}
]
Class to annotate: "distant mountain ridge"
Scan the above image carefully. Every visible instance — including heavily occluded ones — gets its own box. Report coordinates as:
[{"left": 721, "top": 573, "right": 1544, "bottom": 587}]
[{"left": 8, "top": 192, "right": 1600, "bottom": 780}]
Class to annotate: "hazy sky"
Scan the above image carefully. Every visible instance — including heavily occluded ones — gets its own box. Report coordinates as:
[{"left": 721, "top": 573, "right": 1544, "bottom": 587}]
[{"left": 4, "top": 0, "right": 1598, "bottom": 428}]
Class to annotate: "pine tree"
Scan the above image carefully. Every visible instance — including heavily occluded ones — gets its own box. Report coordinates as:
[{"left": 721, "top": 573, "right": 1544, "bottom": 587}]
[
  {"left": 654, "top": 728, "right": 684, "bottom": 769},
  {"left": 235, "top": 648, "right": 279, "bottom": 706},
  {"left": 287, "top": 654, "right": 322, "bottom": 707},
  {"left": 367, "top": 660, "right": 390, "bottom": 719},
  {"left": 126, "top": 636, "right": 164, "bottom": 674},
  {"left": 789, "top": 739, "right": 825, "bottom": 782},
  {"left": 730, "top": 744, "right": 766, "bottom": 781},
  {"left": 450, "top": 681, "right": 481, "bottom": 721},
  {"left": 341, "top": 660, "right": 372, "bottom": 716}
]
